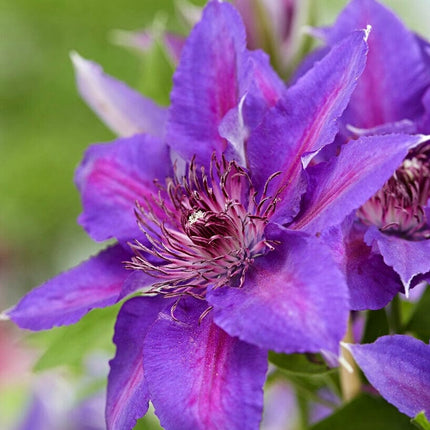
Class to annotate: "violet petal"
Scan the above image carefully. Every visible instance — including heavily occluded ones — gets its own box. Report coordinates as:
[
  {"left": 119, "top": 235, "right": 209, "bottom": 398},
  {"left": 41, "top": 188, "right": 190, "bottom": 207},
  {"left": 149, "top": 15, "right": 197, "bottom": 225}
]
[
  {"left": 349, "top": 335, "right": 430, "bottom": 417},
  {"left": 75, "top": 134, "right": 172, "bottom": 243},
  {"left": 247, "top": 29, "right": 369, "bottom": 223},
  {"left": 365, "top": 226, "right": 430, "bottom": 293},
  {"left": 208, "top": 226, "right": 349, "bottom": 355},
  {"left": 322, "top": 216, "right": 402, "bottom": 310},
  {"left": 327, "top": 0, "right": 430, "bottom": 128},
  {"left": 71, "top": 53, "right": 167, "bottom": 137},
  {"left": 106, "top": 296, "right": 166, "bottom": 430},
  {"left": 166, "top": 1, "right": 247, "bottom": 166},
  {"left": 7, "top": 245, "right": 130, "bottom": 330},
  {"left": 292, "top": 134, "right": 427, "bottom": 234},
  {"left": 143, "top": 299, "right": 267, "bottom": 430}
]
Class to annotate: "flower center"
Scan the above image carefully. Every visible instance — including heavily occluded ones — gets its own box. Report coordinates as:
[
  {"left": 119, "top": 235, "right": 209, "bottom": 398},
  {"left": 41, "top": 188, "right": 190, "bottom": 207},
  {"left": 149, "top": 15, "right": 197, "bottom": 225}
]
[
  {"left": 127, "top": 155, "right": 281, "bottom": 299},
  {"left": 357, "top": 142, "right": 430, "bottom": 240}
]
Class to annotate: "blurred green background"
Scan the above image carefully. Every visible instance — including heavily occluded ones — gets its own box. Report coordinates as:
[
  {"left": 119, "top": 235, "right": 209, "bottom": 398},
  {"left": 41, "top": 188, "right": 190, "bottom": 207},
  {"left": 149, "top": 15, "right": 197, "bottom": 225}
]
[{"left": 1, "top": 0, "right": 430, "bottom": 428}]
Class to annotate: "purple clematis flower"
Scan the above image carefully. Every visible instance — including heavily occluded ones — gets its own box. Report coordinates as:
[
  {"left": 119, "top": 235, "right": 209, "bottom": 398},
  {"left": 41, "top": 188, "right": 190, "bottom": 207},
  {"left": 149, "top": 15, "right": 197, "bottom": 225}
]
[
  {"left": 303, "top": 0, "right": 430, "bottom": 310},
  {"left": 348, "top": 335, "right": 430, "bottom": 418},
  {"left": 3, "top": 1, "right": 428, "bottom": 429}
]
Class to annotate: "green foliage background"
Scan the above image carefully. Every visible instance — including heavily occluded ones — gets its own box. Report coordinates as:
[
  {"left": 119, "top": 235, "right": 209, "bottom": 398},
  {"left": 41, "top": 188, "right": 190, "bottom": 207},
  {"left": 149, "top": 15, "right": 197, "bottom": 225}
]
[{"left": 1, "top": 0, "right": 430, "bottom": 429}]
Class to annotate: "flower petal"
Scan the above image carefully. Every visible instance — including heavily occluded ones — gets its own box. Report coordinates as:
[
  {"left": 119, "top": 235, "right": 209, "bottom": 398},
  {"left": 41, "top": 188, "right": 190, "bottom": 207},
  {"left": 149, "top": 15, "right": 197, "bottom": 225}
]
[
  {"left": 247, "top": 29, "right": 369, "bottom": 222},
  {"left": 143, "top": 299, "right": 267, "bottom": 430},
  {"left": 208, "top": 226, "right": 349, "bottom": 355},
  {"left": 75, "top": 134, "right": 172, "bottom": 242},
  {"left": 71, "top": 52, "right": 167, "bottom": 137},
  {"left": 219, "top": 50, "right": 284, "bottom": 166},
  {"left": 167, "top": 1, "right": 247, "bottom": 165},
  {"left": 364, "top": 226, "right": 430, "bottom": 293},
  {"left": 106, "top": 296, "right": 166, "bottom": 430},
  {"left": 327, "top": 0, "right": 430, "bottom": 128},
  {"left": 322, "top": 216, "right": 402, "bottom": 310},
  {"left": 7, "top": 245, "right": 129, "bottom": 330},
  {"left": 349, "top": 335, "right": 430, "bottom": 417},
  {"left": 291, "top": 134, "right": 427, "bottom": 234}
]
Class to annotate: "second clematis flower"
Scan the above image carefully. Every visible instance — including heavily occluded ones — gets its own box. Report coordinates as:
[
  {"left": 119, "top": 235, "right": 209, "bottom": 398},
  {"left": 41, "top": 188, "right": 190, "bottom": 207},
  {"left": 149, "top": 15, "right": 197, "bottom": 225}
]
[
  {"left": 2, "top": 1, "right": 428, "bottom": 429},
  {"left": 303, "top": 0, "right": 430, "bottom": 310}
]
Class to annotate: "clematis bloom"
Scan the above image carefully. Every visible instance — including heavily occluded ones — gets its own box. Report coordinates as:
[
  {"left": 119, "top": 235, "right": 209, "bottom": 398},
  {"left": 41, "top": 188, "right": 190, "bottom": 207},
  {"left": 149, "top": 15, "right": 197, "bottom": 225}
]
[
  {"left": 303, "top": 0, "right": 430, "bottom": 310},
  {"left": 3, "top": 1, "right": 428, "bottom": 429}
]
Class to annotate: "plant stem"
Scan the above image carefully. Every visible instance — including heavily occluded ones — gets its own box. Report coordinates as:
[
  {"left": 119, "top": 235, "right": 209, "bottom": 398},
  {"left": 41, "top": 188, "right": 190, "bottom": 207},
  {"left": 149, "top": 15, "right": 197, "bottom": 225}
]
[
  {"left": 389, "top": 294, "right": 402, "bottom": 333},
  {"left": 340, "top": 314, "right": 361, "bottom": 402}
]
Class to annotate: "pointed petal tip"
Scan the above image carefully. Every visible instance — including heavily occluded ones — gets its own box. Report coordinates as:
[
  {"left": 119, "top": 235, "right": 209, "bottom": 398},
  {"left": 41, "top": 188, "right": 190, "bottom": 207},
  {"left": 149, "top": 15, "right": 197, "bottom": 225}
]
[
  {"left": 0, "top": 309, "right": 11, "bottom": 321},
  {"left": 364, "top": 25, "right": 372, "bottom": 41},
  {"left": 69, "top": 50, "right": 85, "bottom": 68}
]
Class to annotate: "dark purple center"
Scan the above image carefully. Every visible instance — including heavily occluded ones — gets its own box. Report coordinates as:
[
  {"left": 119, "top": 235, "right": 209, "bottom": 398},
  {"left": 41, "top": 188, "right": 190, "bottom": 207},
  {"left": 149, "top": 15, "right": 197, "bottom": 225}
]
[
  {"left": 127, "top": 156, "right": 281, "bottom": 301},
  {"left": 358, "top": 142, "right": 430, "bottom": 240}
]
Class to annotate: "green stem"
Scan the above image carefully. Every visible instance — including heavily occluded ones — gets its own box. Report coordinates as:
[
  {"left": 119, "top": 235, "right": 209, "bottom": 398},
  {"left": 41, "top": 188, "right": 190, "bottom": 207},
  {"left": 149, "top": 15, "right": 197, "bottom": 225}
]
[
  {"left": 389, "top": 294, "right": 403, "bottom": 333},
  {"left": 340, "top": 314, "right": 361, "bottom": 402},
  {"left": 296, "top": 389, "right": 310, "bottom": 430}
]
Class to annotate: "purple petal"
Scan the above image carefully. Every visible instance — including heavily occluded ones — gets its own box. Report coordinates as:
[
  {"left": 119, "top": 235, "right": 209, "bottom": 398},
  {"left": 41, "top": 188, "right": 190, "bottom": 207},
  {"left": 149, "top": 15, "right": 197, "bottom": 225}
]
[
  {"left": 327, "top": 0, "right": 430, "bottom": 127},
  {"left": 143, "top": 299, "right": 267, "bottom": 430},
  {"left": 247, "top": 29, "right": 369, "bottom": 222},
  {"left": 7, "top": 245, "right": 130, "bottom": 330},
  {"left": 166, "top": 1, "right": 247, "bottom": 165},
  {"left": 261, "top": 381, "right": 298, "bottom": 430},
  {"left": 106, "top": 296, "right": 166, "bottom": 430},
  {"left": 71, "top": 53, "right": 167, "bottom": 137},
  {"left": 75, "top": 134, "right": 172, "bottom": 242},
  {"left": 118, "top": 270, "right": 158, "bottom": 301},
  {"left": 322, "top": 216, "right": 402, "bottom": 310},
  {"left": 208, "top": 226, "right": 349, "bottom": 355},
  {"left": 220, "top": 50, "right": 284, "bottom": 166},
  {"left": 365, "top": 226, "right": 430, "bottom": 293},
  {"left": 291, "top": 134, "right": 427, "bottom": 234},
  {"left": 349, "top": 335, "right": 430, "bottom": 417}
]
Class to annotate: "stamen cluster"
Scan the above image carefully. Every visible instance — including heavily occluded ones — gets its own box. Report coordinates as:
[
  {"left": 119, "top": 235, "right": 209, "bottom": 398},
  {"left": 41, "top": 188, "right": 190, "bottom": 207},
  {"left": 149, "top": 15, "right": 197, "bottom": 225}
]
[
  {"left": 358, "top": 142, "right": 430, "bottom": 240},
  {"left": 127, "top": 155, "right": 280, "bottom": 300}
]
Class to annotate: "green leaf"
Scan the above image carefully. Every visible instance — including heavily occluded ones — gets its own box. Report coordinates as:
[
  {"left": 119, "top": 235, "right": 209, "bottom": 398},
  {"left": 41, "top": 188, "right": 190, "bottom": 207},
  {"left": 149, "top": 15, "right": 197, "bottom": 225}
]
[
  {"left": 310, "top": 394, "right": 414, "bottom": 430},
  {"left": 412, "top": 412, "right": 430, "bottom": 430},
  {"left": 32, "top": 304, "right": 121, "bottom": 372},
  {"left": 269, "top": 351, "right": 331, "bottom": 375},
  {"left": 405, "top": 286, "right": 430, "bottom": 341},
  {"left": 362, "top": 308, "right": 389, "bottom": 343}
]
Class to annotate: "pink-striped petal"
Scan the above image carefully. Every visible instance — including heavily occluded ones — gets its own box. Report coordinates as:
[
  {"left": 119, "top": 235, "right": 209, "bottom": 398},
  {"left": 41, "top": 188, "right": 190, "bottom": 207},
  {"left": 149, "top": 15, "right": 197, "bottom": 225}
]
[
  {"left": 247, "top": 29, "right": 369, "bottom": 222},
  {"left": 106, "top": 296, "right": 166, "bottom": 430},
  {"left": 143, "top": 299, "right": 267, "bottom": 430},
  {"left": 7, "top": 245, "right": 130, "bottom": 330},
  {"left": 75, "top": 134, "right": 172, "bottom": 242},
  {"left": 208, "top": 226, "right": 349, "bottom": 355},
  {"left": 291, "top": 134, "right": 427, "bottom": 234}
]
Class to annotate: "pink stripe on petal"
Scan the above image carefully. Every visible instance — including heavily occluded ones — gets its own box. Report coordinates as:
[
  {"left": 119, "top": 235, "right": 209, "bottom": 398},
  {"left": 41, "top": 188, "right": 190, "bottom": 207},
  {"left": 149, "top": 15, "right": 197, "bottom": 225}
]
[
  {"left": 8, "top": 245, "right": 130, "bottom": 330},
  {"left": 247, "top": 29, "right": 369, "bottom": 221},
  {"left": 75, "top": 134, "right": 172, "bottom": 242},
  {"left": 107, "top": 297, "right": 166, "bottom": 430},
  {"left": 144, "top": 299, "right": 267, "bottom": 430},
  {"left": 292, "top": 134, "right": 428, "bottom": 234}
]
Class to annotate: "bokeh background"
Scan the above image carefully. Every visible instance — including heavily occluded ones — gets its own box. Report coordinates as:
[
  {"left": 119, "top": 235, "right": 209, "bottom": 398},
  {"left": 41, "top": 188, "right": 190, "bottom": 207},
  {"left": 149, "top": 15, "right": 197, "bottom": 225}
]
[{"left": 1, "top": 0, "right": 430, "bottom": 428}]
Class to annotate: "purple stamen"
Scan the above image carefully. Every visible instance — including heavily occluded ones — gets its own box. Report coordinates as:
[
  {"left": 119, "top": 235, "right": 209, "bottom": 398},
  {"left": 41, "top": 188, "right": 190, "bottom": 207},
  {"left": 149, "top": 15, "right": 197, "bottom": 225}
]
[
  {"left": 127, "top": 155, "right": 281, "bottom": 300},
  {"left": 358, "top": 142, "right": 430, "bottom": 240}
]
